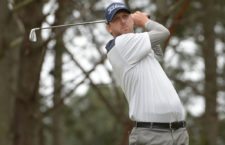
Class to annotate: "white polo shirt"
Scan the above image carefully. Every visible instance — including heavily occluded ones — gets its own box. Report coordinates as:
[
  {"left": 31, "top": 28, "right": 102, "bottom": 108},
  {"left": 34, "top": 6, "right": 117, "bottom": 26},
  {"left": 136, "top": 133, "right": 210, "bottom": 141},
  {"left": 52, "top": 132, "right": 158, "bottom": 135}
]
[{"left": 106, "top": 31, "right": 185, "bottom": 122}]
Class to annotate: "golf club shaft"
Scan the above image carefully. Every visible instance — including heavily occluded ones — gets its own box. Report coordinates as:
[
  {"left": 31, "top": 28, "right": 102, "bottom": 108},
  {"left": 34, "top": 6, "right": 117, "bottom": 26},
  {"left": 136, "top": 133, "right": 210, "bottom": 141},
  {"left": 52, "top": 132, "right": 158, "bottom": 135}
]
[
  {"left": 29, "top": 19, "right": 106, "bottom": 42},
  {"left": 34, "top": 19, "right": 106, "bottom": 30}
]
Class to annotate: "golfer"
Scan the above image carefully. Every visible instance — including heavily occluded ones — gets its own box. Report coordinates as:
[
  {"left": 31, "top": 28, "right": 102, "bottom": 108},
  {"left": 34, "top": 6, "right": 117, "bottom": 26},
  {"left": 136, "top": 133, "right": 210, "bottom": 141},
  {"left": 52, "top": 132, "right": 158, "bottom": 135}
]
[{"left": 105, "top": 2, "right": 189, "bottom": 145}]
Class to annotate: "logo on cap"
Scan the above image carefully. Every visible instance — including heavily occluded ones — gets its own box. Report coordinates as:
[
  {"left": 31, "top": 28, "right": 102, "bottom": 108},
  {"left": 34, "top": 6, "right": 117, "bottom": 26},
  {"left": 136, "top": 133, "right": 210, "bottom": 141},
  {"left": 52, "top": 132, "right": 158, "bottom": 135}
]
[
  {"left": 105, "top": 2, "right": 130, "bottom": 22},
  {"left": 107, "top": 3, "right": 126, "bottom": 15}
]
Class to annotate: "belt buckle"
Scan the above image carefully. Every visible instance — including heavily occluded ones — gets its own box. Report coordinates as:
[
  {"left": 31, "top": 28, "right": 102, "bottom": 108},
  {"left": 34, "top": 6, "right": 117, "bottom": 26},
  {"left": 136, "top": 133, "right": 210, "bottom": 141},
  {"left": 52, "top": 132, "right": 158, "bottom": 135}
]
[
  {"left": 150, "top": 122, "right": 153, "bottom": 128},
  {"left": 182, "top": 121, "right": 186, "bottom": 128},
  {"left": 169, "top": 122, "right": 172, "bottom": 130}
]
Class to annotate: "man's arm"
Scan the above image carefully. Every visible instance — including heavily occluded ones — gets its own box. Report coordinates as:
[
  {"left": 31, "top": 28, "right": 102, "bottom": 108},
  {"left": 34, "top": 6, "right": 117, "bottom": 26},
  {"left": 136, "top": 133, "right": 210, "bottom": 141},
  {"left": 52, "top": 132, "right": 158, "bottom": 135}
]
[
  {"left": 131, "top": 12, "right": 170, "bottom": 58},
  {"left": 145, "top": 20, "right": 170, "bottom": 59},
  {"left": 145, "top": 19, "right": 170, "bottom": 50}
]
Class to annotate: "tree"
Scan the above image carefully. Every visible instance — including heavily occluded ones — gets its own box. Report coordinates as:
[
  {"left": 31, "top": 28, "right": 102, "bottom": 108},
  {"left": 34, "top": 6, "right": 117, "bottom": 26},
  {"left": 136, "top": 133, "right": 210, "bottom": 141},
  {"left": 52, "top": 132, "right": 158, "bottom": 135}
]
[
  {"left": 0, "top": 0, "right": 19, "bottom": 144},
  {"left": 12, "top": 0, "right": 46, "bottom": 145},
  {"left": 51, "top": 0, "right": 74, "bottom": 144}
]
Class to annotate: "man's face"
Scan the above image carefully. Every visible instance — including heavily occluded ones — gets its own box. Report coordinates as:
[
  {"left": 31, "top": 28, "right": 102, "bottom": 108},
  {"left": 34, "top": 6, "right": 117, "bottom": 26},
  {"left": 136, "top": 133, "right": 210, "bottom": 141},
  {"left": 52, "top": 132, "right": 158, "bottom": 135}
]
[{"left": 107, "top": 11, "right": 134, "bottom": 37}]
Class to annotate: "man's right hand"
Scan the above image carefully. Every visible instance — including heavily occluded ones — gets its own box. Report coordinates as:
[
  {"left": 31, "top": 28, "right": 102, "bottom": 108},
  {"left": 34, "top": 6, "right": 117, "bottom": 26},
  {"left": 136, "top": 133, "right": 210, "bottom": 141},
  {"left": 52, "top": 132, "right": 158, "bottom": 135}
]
[{"left": 131, "top": 11, "right": 150, "bottom": 28}]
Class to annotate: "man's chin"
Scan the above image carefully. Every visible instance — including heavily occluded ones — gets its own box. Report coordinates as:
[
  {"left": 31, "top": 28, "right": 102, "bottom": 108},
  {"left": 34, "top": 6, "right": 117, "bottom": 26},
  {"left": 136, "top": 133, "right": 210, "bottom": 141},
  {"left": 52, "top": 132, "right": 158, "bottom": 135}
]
[
  {"left": 121, "top": 29, "right": 132, "bottom": 34},
  {"left": 115, "top": 32, "right": 129, "bottom": 37},
  {"left": 114, "top": 30, "right": 132, "bottom": 37},
  {"left": 122, "top": 28, "right": 131, "bottom": 33}
]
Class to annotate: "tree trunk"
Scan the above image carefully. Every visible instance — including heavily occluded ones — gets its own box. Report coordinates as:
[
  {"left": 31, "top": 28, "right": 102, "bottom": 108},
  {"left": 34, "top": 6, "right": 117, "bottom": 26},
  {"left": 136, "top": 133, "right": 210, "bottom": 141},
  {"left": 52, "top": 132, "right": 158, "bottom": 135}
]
[
  {"left": 52, "top": 0, "right": 73, "bottom": 144},
  {"left": 52, "top": 23, "right": 64, "bottom": 145},
  {"left": 52, "top": 38, "right": 64, "bottom": 145},
  {"left": 0, "top": 1, "right": 20, "bottom": 145},
  {"left": 201, "top": 0, "right": 218, "bottom": 144},
  {"left": 12, "top": 1, "right": 45, "bottom": 145},
  {"left": 119, "top": 120, "right": 133, "bottom": 145}
]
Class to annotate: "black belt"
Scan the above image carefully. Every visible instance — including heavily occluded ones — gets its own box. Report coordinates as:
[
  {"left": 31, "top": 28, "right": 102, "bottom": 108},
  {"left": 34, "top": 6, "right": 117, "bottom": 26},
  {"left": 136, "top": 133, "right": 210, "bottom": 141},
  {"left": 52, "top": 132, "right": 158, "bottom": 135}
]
[{"left": 135, "top": 121, "right": 186, "bottom": 130}]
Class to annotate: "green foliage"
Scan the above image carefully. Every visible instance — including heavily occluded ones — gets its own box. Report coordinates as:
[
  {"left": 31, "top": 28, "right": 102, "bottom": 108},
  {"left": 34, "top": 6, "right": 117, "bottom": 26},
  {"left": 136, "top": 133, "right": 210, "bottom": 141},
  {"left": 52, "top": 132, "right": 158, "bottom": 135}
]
[{"left": 62, "top": 84, "right": 127, "bottom": 145}]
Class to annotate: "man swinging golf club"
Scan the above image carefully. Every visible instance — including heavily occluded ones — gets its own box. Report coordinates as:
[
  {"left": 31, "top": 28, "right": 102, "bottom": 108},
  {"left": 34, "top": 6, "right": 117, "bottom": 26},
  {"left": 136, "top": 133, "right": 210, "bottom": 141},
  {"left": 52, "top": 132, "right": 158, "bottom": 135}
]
[{"left": 105, "top": 2, "right": 189, "bottom": 145}]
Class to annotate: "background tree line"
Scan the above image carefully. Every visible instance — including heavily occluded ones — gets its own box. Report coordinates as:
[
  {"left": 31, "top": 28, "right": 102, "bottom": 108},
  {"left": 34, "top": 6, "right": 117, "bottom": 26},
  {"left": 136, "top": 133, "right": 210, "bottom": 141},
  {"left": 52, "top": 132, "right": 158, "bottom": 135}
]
[{"left": 0, "top": 0, "right": 224, "bottom": 145}]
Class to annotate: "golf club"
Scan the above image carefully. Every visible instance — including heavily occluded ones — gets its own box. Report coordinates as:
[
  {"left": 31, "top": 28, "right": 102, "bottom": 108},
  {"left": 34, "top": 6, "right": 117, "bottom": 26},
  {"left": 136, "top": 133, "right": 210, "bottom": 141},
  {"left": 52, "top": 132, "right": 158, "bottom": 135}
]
[{"left": 29, "top": 19, "right": 106, "bottom": 42}]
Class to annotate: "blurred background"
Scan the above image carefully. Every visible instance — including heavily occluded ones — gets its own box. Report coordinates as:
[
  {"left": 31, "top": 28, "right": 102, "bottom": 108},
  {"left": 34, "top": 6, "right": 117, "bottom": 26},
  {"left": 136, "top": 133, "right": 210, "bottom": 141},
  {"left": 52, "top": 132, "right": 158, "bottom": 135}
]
[{"left": 0, "top": 0, "right": 224, "bottom": 145}]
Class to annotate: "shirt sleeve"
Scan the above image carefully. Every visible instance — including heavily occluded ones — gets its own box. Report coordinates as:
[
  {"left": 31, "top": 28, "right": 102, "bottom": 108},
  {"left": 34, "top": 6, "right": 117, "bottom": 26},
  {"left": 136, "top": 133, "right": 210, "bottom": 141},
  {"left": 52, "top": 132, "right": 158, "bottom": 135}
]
[
  {"left": 115, "top": 32, "right": 152, "bottom": 65},
  {"left": 145, "top": 20, "right": 170, "bottom": 58}
]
